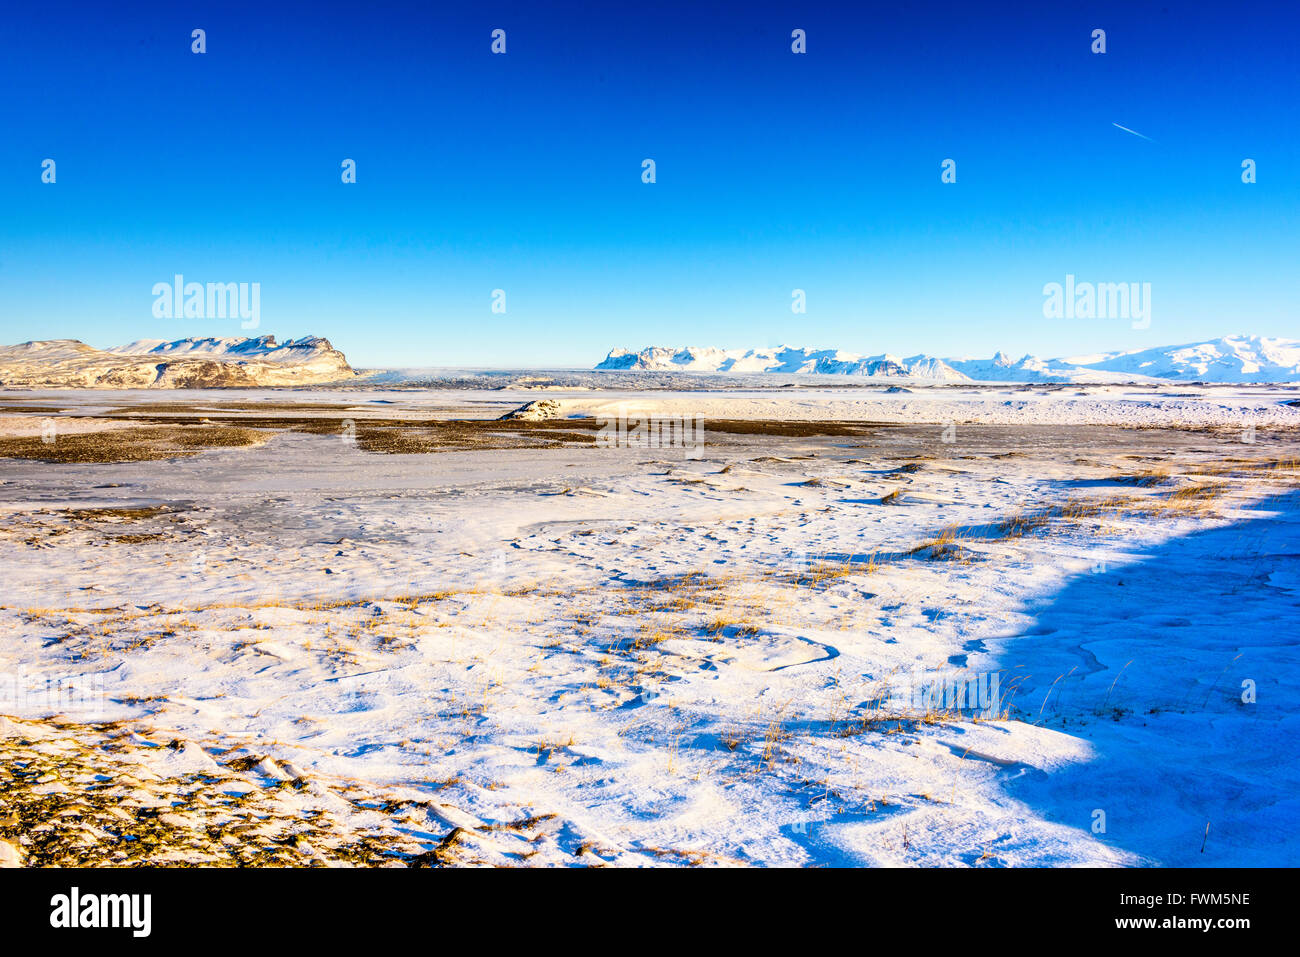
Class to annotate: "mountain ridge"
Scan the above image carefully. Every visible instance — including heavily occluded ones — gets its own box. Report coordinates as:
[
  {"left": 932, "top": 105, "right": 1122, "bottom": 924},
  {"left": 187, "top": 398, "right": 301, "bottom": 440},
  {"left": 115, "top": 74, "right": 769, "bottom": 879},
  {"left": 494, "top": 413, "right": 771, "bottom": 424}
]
[
  {"left": 597, "top": 336, "right": 1300, "bottom": 383},
  {"left": 0, "top": 335, "right": 356, "bottom": 388}
]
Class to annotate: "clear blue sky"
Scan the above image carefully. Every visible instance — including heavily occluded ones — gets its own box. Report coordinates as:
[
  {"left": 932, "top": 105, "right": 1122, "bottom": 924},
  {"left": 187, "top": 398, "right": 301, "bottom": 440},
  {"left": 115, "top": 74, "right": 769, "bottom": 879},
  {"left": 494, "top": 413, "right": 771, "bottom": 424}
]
[{"left": 1, "top": 0, "right": 1296, "bottom": 367}]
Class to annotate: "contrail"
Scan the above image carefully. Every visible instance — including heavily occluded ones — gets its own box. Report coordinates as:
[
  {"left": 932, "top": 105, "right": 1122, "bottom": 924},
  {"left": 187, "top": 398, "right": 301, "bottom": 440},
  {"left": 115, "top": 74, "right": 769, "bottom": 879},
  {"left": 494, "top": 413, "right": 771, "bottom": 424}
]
[{"left": 1112, "top": 122, "right": 1154, "bottom": 142}]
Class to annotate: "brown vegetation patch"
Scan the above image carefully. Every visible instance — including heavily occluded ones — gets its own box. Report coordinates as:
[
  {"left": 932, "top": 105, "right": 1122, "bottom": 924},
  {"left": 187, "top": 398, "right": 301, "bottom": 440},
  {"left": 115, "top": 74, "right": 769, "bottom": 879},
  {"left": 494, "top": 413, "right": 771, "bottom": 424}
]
[{"left": 0, "top": 426, "right": 268, "bottom": 463}]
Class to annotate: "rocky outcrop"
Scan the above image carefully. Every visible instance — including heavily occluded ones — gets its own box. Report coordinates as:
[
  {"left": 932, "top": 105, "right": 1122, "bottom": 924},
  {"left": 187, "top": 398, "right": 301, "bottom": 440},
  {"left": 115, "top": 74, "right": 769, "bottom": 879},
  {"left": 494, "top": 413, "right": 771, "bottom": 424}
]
[{"left": 0, "top": 336, "right": 358, "bottom": 388}]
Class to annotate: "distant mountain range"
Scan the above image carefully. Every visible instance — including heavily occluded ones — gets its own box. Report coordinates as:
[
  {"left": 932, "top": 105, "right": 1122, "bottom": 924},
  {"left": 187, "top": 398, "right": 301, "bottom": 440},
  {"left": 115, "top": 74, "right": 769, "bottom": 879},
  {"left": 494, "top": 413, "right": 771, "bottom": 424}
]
[
  {"left": 0, "top": 336, "right": 355, "bottom": 388},
  {"left": 597, "top": 336, "right": 1300, "bottom": 383},
  {"left": 4, "top": 333, "right": 1298, "bottom": 388},
  {"left": 596, "top": 345, "right": 965, "bottom": 379}
]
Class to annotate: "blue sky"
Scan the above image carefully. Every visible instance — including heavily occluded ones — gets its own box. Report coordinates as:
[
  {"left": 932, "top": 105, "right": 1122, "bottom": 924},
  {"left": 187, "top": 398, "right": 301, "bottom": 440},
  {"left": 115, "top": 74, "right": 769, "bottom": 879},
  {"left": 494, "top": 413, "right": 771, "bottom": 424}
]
[{"left": 1, "top": 0, "right": 1296, "bottom": 367}]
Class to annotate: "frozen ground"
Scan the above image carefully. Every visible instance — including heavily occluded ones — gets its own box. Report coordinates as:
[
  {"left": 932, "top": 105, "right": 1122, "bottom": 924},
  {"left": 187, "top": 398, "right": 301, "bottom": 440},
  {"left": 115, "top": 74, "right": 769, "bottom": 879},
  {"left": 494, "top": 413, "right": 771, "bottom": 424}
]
[
  {"left": 0, "top": 387, "right": 1297, "bottom": 866},
  {"left": 494, "top": 383, "right": 1300, "bottom": 428}
]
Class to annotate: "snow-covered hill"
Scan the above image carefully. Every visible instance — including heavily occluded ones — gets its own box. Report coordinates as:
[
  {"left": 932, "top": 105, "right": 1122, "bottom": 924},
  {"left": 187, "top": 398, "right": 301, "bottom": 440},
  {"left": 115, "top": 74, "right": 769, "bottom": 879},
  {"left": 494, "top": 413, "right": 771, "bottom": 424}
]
[
  {"left": 0, "top": 335, "right": 356, "bottom": 388},
  {"left": 600, "top": 336, "right": 1300, "bottom": 383}
]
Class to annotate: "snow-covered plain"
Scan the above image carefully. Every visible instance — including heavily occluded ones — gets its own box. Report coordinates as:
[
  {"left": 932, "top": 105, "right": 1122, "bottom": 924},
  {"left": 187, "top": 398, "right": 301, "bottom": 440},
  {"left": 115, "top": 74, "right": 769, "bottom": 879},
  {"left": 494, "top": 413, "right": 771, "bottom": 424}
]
[
  {"left": 499, "top": 383, "right": 1300, "bottom": 428},
  {"left": 1, "top": 386, "right": 1297, "bottom": 867}
]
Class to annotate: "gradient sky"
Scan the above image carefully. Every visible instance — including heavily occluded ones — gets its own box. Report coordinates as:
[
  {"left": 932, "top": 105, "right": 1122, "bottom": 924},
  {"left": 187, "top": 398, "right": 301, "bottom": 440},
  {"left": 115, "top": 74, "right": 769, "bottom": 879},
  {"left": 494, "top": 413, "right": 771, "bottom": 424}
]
[{"left": 1, "top": 0, "right": 1296, "bottom": 368}]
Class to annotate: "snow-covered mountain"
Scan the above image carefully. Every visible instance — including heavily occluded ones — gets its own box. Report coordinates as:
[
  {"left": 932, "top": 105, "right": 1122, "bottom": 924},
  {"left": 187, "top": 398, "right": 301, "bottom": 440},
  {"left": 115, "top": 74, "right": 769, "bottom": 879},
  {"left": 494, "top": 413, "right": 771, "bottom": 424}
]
[
  {"left": 1062, "top": 336, "right": 1300, "bottom": 382},
  {"left": 944, "top": 351, "right": 1129, "bottom": 383},
  {"left": 596, "top": 346, "right": 967, "bottom": 380},
  {"left": 103, "top": 335, "right": 337, "bottom": 364},
  {"left": 948, "top": 336, "right": 1300, "bottom": 383},
  {"left": 0, "top": 335, "right": 356, "bottom": 388},
  {"left": 599, "top": 336, "right": 1300, "bottom": 383}
]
